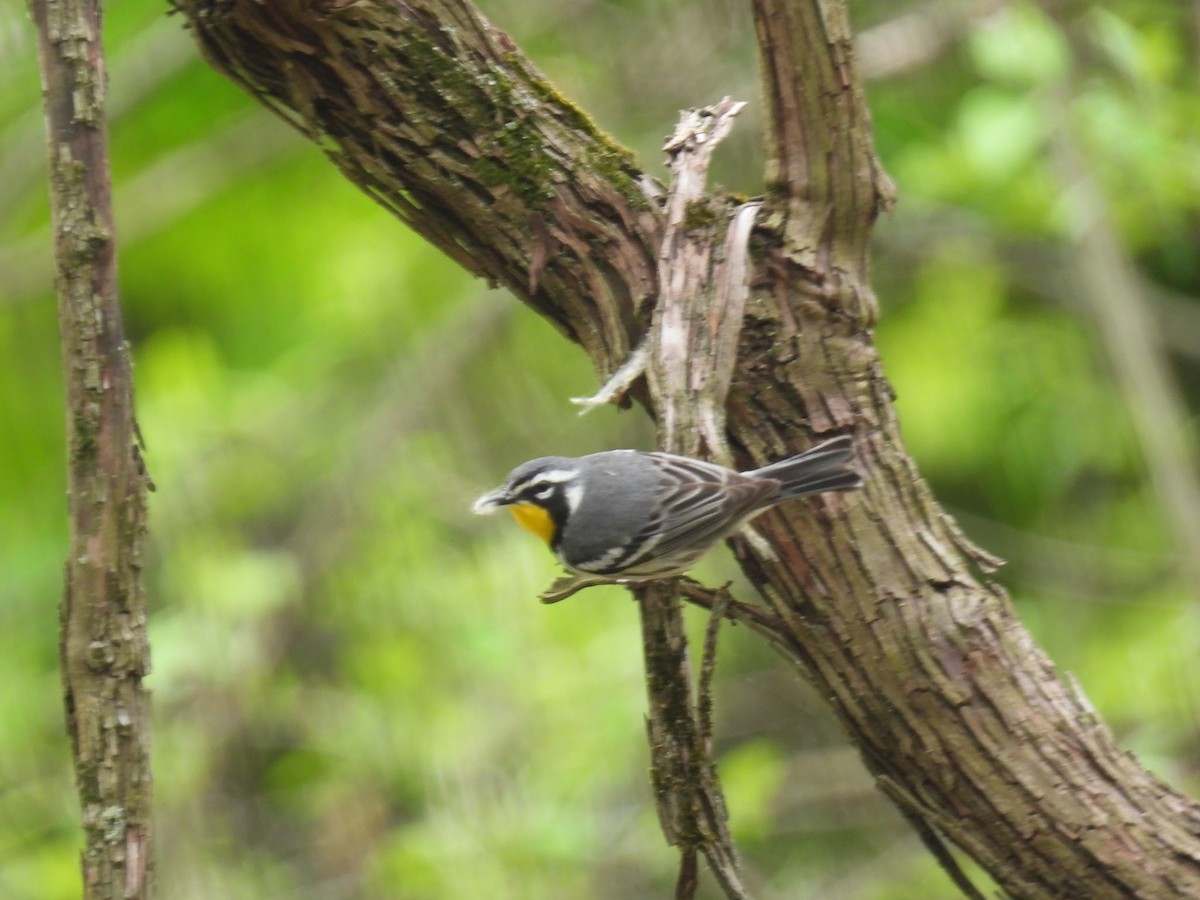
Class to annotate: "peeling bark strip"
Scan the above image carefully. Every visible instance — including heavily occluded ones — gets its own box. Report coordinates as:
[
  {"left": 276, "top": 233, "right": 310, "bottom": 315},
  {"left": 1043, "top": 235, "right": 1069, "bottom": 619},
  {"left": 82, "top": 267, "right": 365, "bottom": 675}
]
[
  {"left": 30, "top": 0, "right": 154, "bottom": 897},
  {"left": 650, "top": 98, "right": 756, "bottom": 465},
  {"left": 173, "top": 0, "right": 1200, "bottom": 895}
]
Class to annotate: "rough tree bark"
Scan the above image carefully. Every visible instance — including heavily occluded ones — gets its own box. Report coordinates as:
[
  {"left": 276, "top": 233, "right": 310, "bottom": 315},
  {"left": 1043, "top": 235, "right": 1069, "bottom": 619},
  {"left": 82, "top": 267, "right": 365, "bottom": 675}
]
[
  {"left": 31, "top": 0, "right": 154, "bottom": 897},
  {"left": 170, "top": 0, "right": 1200, "bottom": 896}
]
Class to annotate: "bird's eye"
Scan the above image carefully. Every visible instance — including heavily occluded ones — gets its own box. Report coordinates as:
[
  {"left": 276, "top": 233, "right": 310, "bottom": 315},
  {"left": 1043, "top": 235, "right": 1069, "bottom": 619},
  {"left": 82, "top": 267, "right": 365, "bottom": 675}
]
[{"left": 533, "top": 486, "right": 555, "bottom": 501}]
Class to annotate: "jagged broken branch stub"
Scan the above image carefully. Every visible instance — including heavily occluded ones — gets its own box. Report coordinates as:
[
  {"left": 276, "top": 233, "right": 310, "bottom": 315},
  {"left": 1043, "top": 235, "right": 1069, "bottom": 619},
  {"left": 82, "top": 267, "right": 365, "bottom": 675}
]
[{"left": 572, "top": 98, "right": 759, "bottom": 461}]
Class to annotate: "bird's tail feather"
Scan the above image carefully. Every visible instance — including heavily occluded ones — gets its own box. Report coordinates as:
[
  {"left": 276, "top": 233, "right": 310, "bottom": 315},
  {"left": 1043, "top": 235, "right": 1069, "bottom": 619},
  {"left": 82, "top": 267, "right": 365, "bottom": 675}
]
[{"left": 748, "top": 435, "right": 862, "bottom": 499}]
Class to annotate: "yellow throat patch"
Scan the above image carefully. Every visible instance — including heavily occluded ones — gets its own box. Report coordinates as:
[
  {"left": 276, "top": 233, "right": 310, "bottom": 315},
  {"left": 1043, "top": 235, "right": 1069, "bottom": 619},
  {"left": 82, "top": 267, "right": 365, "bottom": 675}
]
[{"left": 509, "top": 502, "right": 556, "bottom": 545}]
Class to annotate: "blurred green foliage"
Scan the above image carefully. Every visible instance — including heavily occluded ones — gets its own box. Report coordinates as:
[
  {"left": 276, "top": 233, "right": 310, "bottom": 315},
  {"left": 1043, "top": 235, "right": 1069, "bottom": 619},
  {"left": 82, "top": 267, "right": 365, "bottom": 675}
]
[{"left": 3, "top": 0, "right": 1198, "bottom": 897}]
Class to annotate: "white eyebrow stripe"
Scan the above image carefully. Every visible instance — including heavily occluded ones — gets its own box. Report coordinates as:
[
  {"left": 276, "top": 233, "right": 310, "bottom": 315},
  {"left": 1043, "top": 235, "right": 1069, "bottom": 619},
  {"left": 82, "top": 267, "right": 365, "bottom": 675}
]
[{"left": 527, "top": 469, "right": 576, "bottom": 486}]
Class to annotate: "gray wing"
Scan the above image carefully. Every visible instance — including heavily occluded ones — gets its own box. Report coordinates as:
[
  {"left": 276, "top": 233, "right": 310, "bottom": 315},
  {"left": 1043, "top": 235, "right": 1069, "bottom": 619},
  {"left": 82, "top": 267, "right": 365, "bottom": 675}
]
[{"left": 616, "top": 453, "right": 778, "bottom": 570}]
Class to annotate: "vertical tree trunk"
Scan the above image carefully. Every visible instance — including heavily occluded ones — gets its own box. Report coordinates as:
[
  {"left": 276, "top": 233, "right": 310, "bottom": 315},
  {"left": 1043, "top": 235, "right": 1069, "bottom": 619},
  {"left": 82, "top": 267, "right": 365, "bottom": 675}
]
[{"left": 30, "top": 0, "right": 154, "bottom": 896}]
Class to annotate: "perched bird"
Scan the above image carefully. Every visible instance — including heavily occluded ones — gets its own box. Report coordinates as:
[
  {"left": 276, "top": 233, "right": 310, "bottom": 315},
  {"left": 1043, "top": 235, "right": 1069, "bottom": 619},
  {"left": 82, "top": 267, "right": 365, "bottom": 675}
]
[{"left": 472, "top": 435, "right": 861, "bottom": 581}]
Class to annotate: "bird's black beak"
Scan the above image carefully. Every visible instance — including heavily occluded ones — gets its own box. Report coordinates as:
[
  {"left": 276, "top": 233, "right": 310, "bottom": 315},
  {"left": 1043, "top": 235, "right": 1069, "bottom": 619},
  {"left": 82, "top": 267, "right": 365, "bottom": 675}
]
[{"left": 472, "top": 487, "right": 513, "bottom": 514}]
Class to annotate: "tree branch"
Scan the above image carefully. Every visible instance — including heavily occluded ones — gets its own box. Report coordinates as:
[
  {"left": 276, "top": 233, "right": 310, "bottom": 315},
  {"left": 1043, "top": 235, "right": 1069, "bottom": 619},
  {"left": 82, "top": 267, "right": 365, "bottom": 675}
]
[
  {"left": 29, "top": 0, "right": 154, "bottom": 896},
  {"left": 738, "top": 4, "right": 1200, "bottom": 895},
  {"left": 171, "top": 0, "right": 1200, "bottom": 895},
  {"left": 171, "top": 0, "right": 661, "bottom": 376},
  {"left": 752, "top": 0, "right": 895, "bottom": 303}
]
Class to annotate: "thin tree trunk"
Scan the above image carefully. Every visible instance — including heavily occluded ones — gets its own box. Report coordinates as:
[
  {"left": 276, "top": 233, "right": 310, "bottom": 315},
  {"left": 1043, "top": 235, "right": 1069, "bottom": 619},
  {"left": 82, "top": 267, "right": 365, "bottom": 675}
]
[
  {"left": 171, "top": 0, "right": 1200, "bottom": 895},
  {"left": 30, "top": 0, "right": 154, "bottom": 896}
]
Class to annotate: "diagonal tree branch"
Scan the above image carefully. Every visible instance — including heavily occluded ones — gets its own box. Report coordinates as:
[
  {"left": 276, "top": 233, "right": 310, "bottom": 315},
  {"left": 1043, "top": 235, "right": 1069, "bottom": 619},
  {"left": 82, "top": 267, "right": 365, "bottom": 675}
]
[
  {"left": 171, "top": 0, "right": 1200, "bottom": 895},
  {"left": 743, "top": 1, "right": 1200, "bottom": 895},
  {"left": 172, "top": 0, "right": 661, "bottom": 372}
]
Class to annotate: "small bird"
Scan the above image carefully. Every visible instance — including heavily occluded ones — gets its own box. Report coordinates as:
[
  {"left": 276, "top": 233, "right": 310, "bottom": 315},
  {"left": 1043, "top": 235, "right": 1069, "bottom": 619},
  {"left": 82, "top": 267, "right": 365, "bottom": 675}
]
[{"left": 472, "top": 435, "right": 861, "bottom": 581}]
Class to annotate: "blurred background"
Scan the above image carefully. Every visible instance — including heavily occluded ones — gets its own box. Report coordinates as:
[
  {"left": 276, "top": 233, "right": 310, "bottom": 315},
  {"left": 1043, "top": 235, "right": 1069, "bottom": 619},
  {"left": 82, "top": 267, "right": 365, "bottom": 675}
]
[{"left": 2, "top": 0, "right": 1198, "bottom": 897}]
